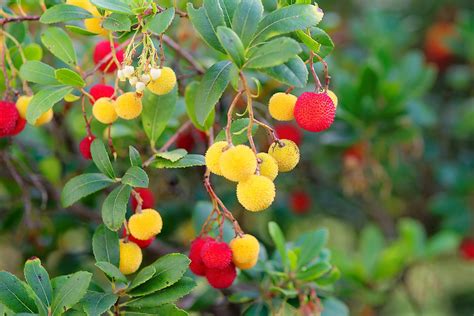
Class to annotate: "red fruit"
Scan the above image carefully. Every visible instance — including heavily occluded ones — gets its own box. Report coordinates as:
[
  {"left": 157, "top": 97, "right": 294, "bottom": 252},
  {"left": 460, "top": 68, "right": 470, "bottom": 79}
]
[
  {"left": 130, "top": 188, "right": 155, "bottom": 211},
  {"left": 205, "top": 263, "right": 237, "bottom": 289},
  {"left": 8, "top": 117, "right": 26, "bottom": 137},
  {"left": 189, "top": 237, "right": 214, "bottom": 276},
  {"left": 89, "top": 84, "right": 115, "bottom": 104},
  {"left": 176, "top": 131, "right": 195, "bottom": 152},
  {"left": 424, "top": 22, "right": 456, "bottom": 70},
  {"left": 0, "top": 101, "right": 20, "bottom": 137},
  {"left": 79, "top": 135, "right": 96, "bottom": 160},
  {"left": 201, "top": 240, "right": 232, "bottom": 269},
  {"left": 275, "top": 123, "right": 303, "bottom": 146},
  {"left": 294, "top": 92, "right": 336, "bottom": 132},
  {"left": 122, "top": 227, "right": 155, "bottom": 249},
  {"left": 289, "top": 190, "right": 312, "bottom": 214},
  {"left": 460, "top": 238, "right": 474, "bottom": 260},
  {"left": 93, "top": 41, "right": 124, "bottom": 73}
]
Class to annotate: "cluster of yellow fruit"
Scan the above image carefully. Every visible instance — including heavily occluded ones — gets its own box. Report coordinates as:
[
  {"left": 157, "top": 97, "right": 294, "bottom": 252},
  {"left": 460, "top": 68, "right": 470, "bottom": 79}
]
[
  {"left": 118, "top": 65, "right": 177, "bottom": 95},
  {"left": 205, "top": 140, "right": 300, "bottom": 212},
  {"left": 119, "top": 208, "right": 163, "bottom": 275},
  {"left": 66, "top": 0, "right": 108, "bottom": 36},
  {"left": 16, "top": 96, "right": 53, "bottom": 126}
]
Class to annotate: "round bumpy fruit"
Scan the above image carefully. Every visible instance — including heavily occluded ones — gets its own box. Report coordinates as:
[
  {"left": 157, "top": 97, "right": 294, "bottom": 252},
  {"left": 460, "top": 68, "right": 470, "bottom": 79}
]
[
  {"left": 122, "top": 228, "right": 155, "bottom": 249},
  {"left": 327, "top": 90, "right": 338, "bottom": 108},
  {"left": 205, "top": 141, "right": 228, "bottom": 176},
  {"left": 189, "top": 237, "right": 214, "bottom": 276},
  {"left": 275, "top": 123, "right": 302, "bottom": 146},
  {"left": 268, "top": 139, "right": 300, "bottom": 172},
  {"left": 79, "top": 135, "right": 96, "bottom": 160},
  {"left": 84, "top": 17, "right": 108, "bottom": 36},
  {"left": 205, "top": 263, "right": 236, "bottom": 289},
  {"left": 115, "top": 92, "right": 142, "bottom": 120},
  {"left": 237, "top": 175, "right": 276, "bottom": 212},
  {"left": 230, "top": 234, "right": 260, "bottom": 270},
  {"left": 119, "top": 240, "right": 142, "bottom": 275},
  {"left": 268, "top": 92, "right": 297, "bottom": 121},
  {"left": 128, "top": 208, "right": 163, "bottom": 240},
  {"left": 219, "top": 145, "right": 257, "bottom": 182},
  {"left": 147, "top": 67, "right": 177, "bottom": 95},
  {"left": 130, "top": 188, "right": 155, "bottom": 211},
  {"left": 0, "top": 101, "right": 20, "bottom": 136},
  {"left": 256, "top": 153, "right": 278, "bottom": 181},
  {"left": 66, "top": 0, "right": 97, "bottom": 13},
  {"left": 294, "top": 92, "right": 336, "bottom": 132},
  {"left": 201, "top": 240, "right": 232, "bottom": 269},
  {"left": 92, "top": 98, "right": 117, "bottom": 124},
  {"left": 93, "top": 41, "right": 124, "bottom": 73},
  {"left": 89, "top": 84, "right": 115, "bottom": 103},
  {"left": 16, "top": 96, "right": 53, "bottom": 126}
]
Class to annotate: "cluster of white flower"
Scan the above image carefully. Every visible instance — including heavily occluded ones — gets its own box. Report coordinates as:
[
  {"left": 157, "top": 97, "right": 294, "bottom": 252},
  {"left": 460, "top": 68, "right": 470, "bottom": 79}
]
[{"left": 117, "top": 65, "right": 162, "bottom": 93}]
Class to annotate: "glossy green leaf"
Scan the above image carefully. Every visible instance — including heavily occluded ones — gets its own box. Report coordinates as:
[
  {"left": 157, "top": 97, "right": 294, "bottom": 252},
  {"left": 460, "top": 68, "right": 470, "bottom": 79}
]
[
  {"left": 185, "top": 81, "right": 214, "bottom": 131},
  {"left": 147, "top": 8, "right": 175, "bottom": 34},
  {"left": 121, "top": 166, "right": 149, "bottom": 188},
  {"left": 92, "top": 225, "right": 120, "bottom": 266},
  {"left": 297, "top": 228, "right": 328, "bottom": 269},
  {"left": 80, "top": 291, "right": 118, "bottom": 316},
  {"left": 246, "top": 37, "right": 301, "bottom": 68},
  {"left": 91, "top": 139, "right": 116, "bottom": 179},
  {"left": 61, "top": 173, "right": 114, "bottom": 207},
  {"left": 51, "top": 271, "right": 91, "bottom": 316},
  {"left": 90, "top": 0, "right": 132, "bottom": 14},
  {"left": 103, "top": 13, "right": 131, "bottom": 31},
  {"left": 187, "top": 3, "right": 225, "bottom": 53},
  {"left": 65, "top": 25, "right": 98, "bottom": 36},
  {"left": 129, "top": 146, "right": 142, "bottom": 167},
  {"left": 195, "top": 61, "right": 233, "bottom": 125},
  {"left": 40, "top": 4, "right": 92, "bottom": 24},
  {"left": 26, "top": 86, "right": 73, "bottom": 124},
  {"left": 215, "top": 118, "right": 259, "bottom": 145},
  {"left": 217, "top": 26, "right": 246, "bottom": 68},
  {"left": 260, "top": 56, "right": 308, "bottom": 88},
  {"left": 102, "top": 184, "right": 133, "bottom": 231},
  {"left": 19, "top": 61, "right": 58, "bottom": 85},
  {"left": 152, "top": 154, "right": 206, "bottom": 169},
  {"left": 232, "top": 0, "right": 263, "bottom": 48},
  {"left": 155, "top": 149, "right": 188, "bottom": 162},
  {"left": 268, "top": 221, "right": 288, "bottom": 268},
  {"left": 219, "top": 0, "right": 240, "bottom": 27},
  {"left": 124, "top": 304, "right": 187, "bottom": 316},
  {"left": 296, "top": 262, "right": 331, "bottom": 281},
  {"left": 95, "top": 262, "right": 127, "bottom": 283},
  {"left": 41, "top": 27, "right": 77, "bottom": 66},
  {"left": 24, "top": 258, "right": 52, "bottom": 313},
  {"left": 0, "top": 272, "right": 37, "bottom": 314},
  {"left": 55, "top": 68, "right": 85, "bottom": 88}
]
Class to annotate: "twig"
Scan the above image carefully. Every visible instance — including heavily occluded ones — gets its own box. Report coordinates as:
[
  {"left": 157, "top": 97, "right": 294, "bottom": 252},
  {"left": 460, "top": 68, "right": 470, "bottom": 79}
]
[
  {"left": 0, "top": 15, "right": 40, "bottom": 26},
  {"left": 225, "top": 91, "right": 244, "bottom": 144}
]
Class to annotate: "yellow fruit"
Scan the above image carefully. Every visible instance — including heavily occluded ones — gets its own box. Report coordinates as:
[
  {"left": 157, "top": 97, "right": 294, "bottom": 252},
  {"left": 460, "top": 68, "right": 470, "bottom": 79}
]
[
  {"left": 256, "top": 153, "right": 278, "bottom": 181},
  {"left": 115, "top": 92, "right": 143, "bottom": 120},
  {"left": 16, "top": 96, "right": 53, "bottom": 126},
  {"left": 327, "top": 90, "right": 338, "bottom": 108},
  {"left": 84, "top": 17, "right": 108, "bottom": 37},
  {"left": 219, "top": 145, "right": 257, "bottom": 182},
  {"left": 119, "top": 240, "right": 142, "bottom": 275},
  {"left": 66, "top": 0, "right": 98, "bottom": 14},
  {"left": 268, "top": 139, "right": 300, "bottom": 172},
  {"left": 230, "top": 234, "right": 260, "bottom": 270},
  {"left": 92, "top": 97, "right": 118, "bottom": 124},
  {"left": 236, "top": 175, "right": 275, "bottom": 212},
  {"left": 268, "top": 92, "right": 297, "bottom": 121},
  {"left": 147, "top": 67, "right": 177, "bottom": 95},
  {"left": 128, "top": 208, "right": 163, "bottom": 240},
  {"left": 205, "top": 141, "right": 228, "bottom": 176}
]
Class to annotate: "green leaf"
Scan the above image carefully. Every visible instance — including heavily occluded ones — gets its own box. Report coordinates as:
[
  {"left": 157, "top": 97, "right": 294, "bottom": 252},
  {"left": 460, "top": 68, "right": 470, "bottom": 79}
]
[
  {"left": 92, "top": 225, "right": 120, "bottom": 266},
  {"left": 90, "top": 0, "right": 132, "bottom": 14},
  {"left": 41, "top": 27, "right": 77, "bottom": 66},
  {"left": 297, "top": 228, "right": 328, "bottom": 269},
  {"left": 55, "top": 68, "right": 85, "bottom": 88},
  {"left": 61, "top": 173, "right": 114, "bottom": 207},
  {"left": 195, "top": 61, "right": 233, "bottom": 125},
  {"left": 309, "top": 27, "right": 335, "bottom": 58},
  {"left": 142, "top": 87, "right": 178, "bottom": 148},
  {"left": 24, "top": 258, "right": 52, "bottom": 313},
  {"left": 296, "top": 262, "right": 331, "bottom": 281},
  {"left": 147, "top": 8, "right": 175, "bottom": 34},
  {"left": 155, "top": 149, "right": 188, "bottom": 162},
  {"left": 91, "top": 139, "right": 116, "bottom": 179},
  {"left": 95, "top": 262, "right": 127, "bottom": 283},
  {"left": 0, "top": 272, "right": 37, "bottom": 314},
  {"left": 268, "top": 221, "right": 288, "bottom": 268},
  {"left": 216, "top": 26, "right": 245, "bottom": 68},
  {"left": 152, "top": 154, "right": 206, "bottom": 169},
  {"left": 129, "top": 146, "right": 142, "bottom": 167},
  {"left": 321, "top": 297, "right": 349, "bottom": 316},
  {"left": 40, "top": 4, "right": 93, "bottom": 24},
  {"left": 246, "top": 37, "right": 301, "bottom": 69},
  {"left": 232, "top": 0, "right": 263, "bottom": 48},
  {"left": 19, "top": 61, "right": 58, "bottom": 85},
  {"left": 80, "top": 291, "right": 117, "bottom": 316},
  {"left": 219, "top": 0, "right": 239, "bottom": 27},
  {"left": 124, "top": 304, "right": 187, "bottom": 316},
  {"left": 249, "top": 4, "right": 321, "bottom": 46},
  {"left": 126, "top": 277, "right": 195, "bottom": 308},
  {"left": 103, "top": 13, "right": 131, "bottom": 31},
  {"left": 51, "top": 271, "right": 91, "bottom": 316},
  {"left": 215, "top": 118, "right": 258, "bottom": 145},
  {"left": 359, "top": 225, "right": 384, "bottom": 275},
  {"left": 128, "top": 266, "right": 156, "bottom": 292},
  {"left": 260, "top": 56, "right": 308, "bottom": 88},
  {"left": 187, "top": 3, "right": 225, "bottom": 53},
  {"left": 102, "top": 184, "right": 133, "bottom": 231},
  {"left": 185, "top": 81, "right": 214, "bottom": 131},
  {"left": 65, "top": 25, "right": 98, "bottom": 36},
  {"left": 128, "top": 253, "right": 190, "bottom": 296},
  {"left": 26, "top": 86, "right": 73, "bottom": 124},
  {"left": 121, "top": 166, "right": 149, "bottom": 188},
  {"left": 317, "top": 267, "right": 341, "bottom": 286}
]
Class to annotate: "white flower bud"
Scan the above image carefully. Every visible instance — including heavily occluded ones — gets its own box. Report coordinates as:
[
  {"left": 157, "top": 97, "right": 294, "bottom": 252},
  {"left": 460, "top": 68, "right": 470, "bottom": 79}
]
[
  {"left": 150, "top": 68, "right": 162, "bottom": 80},
  {"left": 123, "top": 65, "right": 134, "bottom": 77},
  {"left": 129, "top": 76, "right": 138, "bottom": 86},
  {"left": 135, "top": 81, "right": 146, "bottom": 93},
  {"left": 117, "top": 69, "right": 126, "bottom": 81},
  {"left": 140, "top": 74, "right": 151, "bottom": 84}
]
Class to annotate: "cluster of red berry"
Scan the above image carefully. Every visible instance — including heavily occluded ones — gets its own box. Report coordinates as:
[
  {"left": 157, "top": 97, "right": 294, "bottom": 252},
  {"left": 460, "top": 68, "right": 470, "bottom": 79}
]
[{"left": 0, "top": 101, "right": 26, "bottom": 138}]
